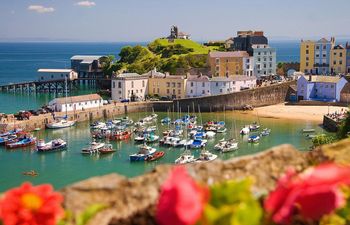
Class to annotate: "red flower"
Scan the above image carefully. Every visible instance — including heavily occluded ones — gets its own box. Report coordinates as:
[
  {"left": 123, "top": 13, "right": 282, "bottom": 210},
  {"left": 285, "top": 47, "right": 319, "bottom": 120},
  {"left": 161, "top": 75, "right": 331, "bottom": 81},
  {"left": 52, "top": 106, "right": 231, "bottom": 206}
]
[
  {"left": 0, "top": 182, "right": 64, "bottom": 225},
  {"left": 265, "top": 164, "right": 350, "bottom": 224},
  {"left": 156, "top": 166, "right": 208, "bottom": 225}
]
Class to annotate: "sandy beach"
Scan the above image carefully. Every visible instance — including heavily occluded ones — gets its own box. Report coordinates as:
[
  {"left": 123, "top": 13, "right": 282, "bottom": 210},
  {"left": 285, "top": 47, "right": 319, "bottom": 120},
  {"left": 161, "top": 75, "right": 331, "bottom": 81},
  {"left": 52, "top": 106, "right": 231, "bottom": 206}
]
[{"left": 251, "top": 103, "right": 348, "bottom": 123}]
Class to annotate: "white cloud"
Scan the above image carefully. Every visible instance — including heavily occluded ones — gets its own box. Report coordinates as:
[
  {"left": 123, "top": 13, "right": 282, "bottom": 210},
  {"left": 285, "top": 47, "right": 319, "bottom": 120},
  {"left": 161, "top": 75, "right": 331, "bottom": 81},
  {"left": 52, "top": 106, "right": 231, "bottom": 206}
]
[
  {"left": 28, "top": 5, "right": 55, "bottom": 13},
  {"left": 75, "top": 1, "right": 96, "bottom": 7}
]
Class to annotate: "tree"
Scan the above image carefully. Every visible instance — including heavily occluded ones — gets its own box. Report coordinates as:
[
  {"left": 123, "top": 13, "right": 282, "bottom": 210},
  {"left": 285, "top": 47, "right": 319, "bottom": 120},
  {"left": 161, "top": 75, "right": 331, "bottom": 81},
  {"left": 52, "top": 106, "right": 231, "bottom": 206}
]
[
  {"left": 312, "top": 134, "right": 336, "bottom": 147},
  {"left": 100, "top": 55, "right": 115, "bottom": 77}
]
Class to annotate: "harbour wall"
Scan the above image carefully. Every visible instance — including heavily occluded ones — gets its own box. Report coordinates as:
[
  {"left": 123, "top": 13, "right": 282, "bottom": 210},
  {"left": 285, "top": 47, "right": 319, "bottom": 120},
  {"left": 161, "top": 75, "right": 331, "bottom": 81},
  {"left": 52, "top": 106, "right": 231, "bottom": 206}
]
[
  {"left": 156, "top": 81, "right": 296, "bottom": 112},
  {"left": 1, "top": 81, "right": 295, "bottom": 131},
  {"left": 323, "top": 115, "right": 342, "bottom": 132}
]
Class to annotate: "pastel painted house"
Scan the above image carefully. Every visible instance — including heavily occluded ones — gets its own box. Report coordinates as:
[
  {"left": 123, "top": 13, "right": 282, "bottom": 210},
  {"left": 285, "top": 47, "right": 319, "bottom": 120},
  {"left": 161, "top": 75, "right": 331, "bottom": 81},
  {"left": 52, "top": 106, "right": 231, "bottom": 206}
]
[
  {"left": 297, "top": 75, "right": 348, "bottom": 102},
  {"left": 111, "top": 73, "right": 148, "bottom": 101},
  {"left": 186, "top": 74, "right": 211, "bottom": 98},
  {"left": 49, "top": 94, "right": 103, "bottom": 112}
]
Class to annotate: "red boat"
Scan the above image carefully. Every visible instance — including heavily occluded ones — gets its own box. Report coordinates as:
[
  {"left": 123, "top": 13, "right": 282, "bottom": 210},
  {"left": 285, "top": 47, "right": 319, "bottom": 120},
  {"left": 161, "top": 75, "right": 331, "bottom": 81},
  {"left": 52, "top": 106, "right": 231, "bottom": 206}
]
[
  {"left": 145, "top": 151, "right": 165, "bottom": 162},
  {"left": 98, "top": 144, "right": 116, "bottom": 154},
  {"left": 114, "top": 131, "right": 132, "bottom": 141},
  {"left": 6, "top": 137, "right": 37, "bottom": 149}
]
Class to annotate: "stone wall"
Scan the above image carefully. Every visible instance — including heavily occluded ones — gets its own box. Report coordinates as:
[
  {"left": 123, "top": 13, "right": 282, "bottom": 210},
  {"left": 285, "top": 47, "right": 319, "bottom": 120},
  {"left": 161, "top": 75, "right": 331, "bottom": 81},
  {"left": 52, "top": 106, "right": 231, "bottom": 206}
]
[
  {"left": 158, "top": 81, "right": 296, "bottom": 112},
  {"left": 61, "top": 139, "right": 350, "bottom": 225}
]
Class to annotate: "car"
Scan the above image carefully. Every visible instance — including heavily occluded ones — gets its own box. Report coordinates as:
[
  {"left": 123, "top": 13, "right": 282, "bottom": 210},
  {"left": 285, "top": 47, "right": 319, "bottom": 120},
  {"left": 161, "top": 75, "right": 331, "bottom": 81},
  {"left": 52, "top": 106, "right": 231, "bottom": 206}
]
[
  {"left": 121, "top": 99, "right": 130, "bottom": 103},
  {"left": 160, "top": 96, "right": 171, "bottom": 101}
]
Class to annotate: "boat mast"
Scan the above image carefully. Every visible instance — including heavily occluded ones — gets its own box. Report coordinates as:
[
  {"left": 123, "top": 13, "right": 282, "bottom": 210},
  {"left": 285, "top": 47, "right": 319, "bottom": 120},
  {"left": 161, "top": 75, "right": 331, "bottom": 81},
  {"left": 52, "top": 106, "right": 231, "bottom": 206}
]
[{"left": 65, "top": 75, "right": 68, "bottom": 118}]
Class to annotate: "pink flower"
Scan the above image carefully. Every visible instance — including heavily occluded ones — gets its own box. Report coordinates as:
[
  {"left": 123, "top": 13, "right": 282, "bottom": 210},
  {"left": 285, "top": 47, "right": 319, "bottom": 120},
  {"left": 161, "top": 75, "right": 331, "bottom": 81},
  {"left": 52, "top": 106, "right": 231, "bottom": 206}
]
[
  {"left": 265, "top": 164, "right": 350, "bottom": 224},
  {"left": 0, "top": 182, "right": 64, "bottom": 225},
  {"left": 156, "top": 166, "right": 208, "bottom": 225}
]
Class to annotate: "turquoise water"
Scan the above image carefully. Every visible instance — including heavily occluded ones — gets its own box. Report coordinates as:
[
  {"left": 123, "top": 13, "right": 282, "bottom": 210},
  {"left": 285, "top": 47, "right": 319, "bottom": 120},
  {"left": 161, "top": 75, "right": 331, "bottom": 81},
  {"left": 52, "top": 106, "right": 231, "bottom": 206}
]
[{"left": 0, "top": 111, "right": 322, "bottom": 191}]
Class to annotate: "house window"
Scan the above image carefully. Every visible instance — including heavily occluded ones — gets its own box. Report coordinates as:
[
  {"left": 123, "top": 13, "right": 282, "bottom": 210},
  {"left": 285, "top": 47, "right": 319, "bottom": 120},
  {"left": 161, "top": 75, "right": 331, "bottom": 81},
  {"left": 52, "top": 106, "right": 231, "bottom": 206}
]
[
  {"left": 191, "top": 82, "right": 193, "bottom": 87},
  {"left": 202, "top": 82, "right": 205, "bottom": 87},
  {"left": 216, "top": 82, "right": 218, "bottom": 86},
  {"left": 306, "top": 62, "right": 309, "bottom": 67},
  {"left": 118, "top": 91, "right": 121, "bottom": 94},
  {"left": 323, "top": 46, "right": 326, "bottom": 50},
  {"left": 306, "top": 50, "right": 309, "bottom": 54},
  {"left": 167, "top": 82, "right": 170, "bottom": 87},
  {"left": 202, "top": 90, "right": 205, "bottom": 94},
  {"left": 118, "top": 82, "right": 121, "bottom": 88},
  {"left": 172, "top": 82, "right": 175, "bottom": 87},
  {"left": 113, "top": 82, "right": 115, "bottom": 89},
  {"left": 173, "top": 89, "right": 176, "bottom": 94},
  {"left": 340, "top": 60, "right": 343, "bottom": 65},
  {"left": 178, "top": 89, "right": 181, "bottom": 94},
  {"left": 215, "top": 58, "right": 220, "bottom": 64},
  {"left": 216, "top": 66, "right": 219, "bottom": 71},
  {"left": 190, "top": 90, "right": 193, "bottom": 93},
  {"left": 316, "top": 46, "right": 320, "bottom": 50},
  {"left": 167, "top": 89, "right": 170, "bottom": 94},
  {"left": 157, "top": 88, "right": 159, "bottom": 93},
  {"left": 142, "top": 80, "right": 145, "bottom": 87},
  {"left": 177, "top": 83, "right": 181, "bottom": 88},
  {"left": 220, "top": 89, "right": 222, "bottom": 93},
  {"left": 131, "top": 81, "right": 134, "bottom": 88},
  {"left": 340, "top": 53, "right": 343, "bottom": 57}
]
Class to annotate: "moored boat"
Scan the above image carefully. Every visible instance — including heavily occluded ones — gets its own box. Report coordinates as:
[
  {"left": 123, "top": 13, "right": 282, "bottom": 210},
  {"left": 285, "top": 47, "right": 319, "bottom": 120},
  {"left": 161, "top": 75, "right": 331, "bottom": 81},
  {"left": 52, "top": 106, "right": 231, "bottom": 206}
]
[
  {"left": 6, "top": 137, "right": 37, "bottom": 149},
  {"left": 81, "top": 142, "right": 106, "bottom": 154},
  {"left": 302, "top": 128, "right": 315, "bottom": 133},
  {"left": 129, "top": 144, "right": 156, "bottom": 161},
  {"left": 175, "top": 150, "right": 196, "bottom": 164},
  {"left": 46, "top": 119, "right": 76, "bottom": 129},
  {"left": 261, "top": 128, "right": 271, "bottom": 136},
  {"left": 114, "top": 131, "right": 132, "bottom": 141},
  {"left": 195, "top": 150, "right": 218, "bottom": 162},
  {"left": 248, "top": 134, "right": 260, "bottom": 143},
  {"left": 240, "top": 126, "right": 250, "bottom": 135},
  {"left": 145, "top": 151, "right": 165, "bottom": 162},
  {"left": 37, "top": 139, "right": 67, "bottom": 152},
  {"left": 98, "top": 144, "right": 115, "bottom": 154},
  {"left": 190, "top": 139, "right": 207, "bottom": 149}
]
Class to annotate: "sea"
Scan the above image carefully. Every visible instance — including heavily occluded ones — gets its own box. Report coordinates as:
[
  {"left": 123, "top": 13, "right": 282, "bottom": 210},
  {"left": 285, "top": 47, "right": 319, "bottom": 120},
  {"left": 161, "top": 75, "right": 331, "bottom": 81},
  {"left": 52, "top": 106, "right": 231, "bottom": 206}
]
[{"left": 0, "top": 41, "right": 311, "bottom": 191}]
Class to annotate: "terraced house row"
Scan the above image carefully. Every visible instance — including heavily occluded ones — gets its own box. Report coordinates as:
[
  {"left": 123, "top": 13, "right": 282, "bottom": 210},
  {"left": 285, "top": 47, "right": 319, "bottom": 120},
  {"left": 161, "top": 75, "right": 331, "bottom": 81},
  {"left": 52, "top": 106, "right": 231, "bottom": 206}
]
[
  {"left": 300, "top": 37, "right": 350, "bottom": 75},
  {"left": 111, "top": 69, "right": 256, "bottom": 101}
]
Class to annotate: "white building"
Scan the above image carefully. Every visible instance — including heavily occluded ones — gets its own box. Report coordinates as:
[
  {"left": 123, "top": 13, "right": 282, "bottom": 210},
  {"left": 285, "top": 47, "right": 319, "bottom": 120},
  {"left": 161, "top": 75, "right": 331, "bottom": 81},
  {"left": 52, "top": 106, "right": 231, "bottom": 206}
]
[
  {"left": 231, "top": 75, "right": 257, "bottom": 91},
  {"left": 243, "top": 57, "right": 255, "bottom": 76},
  {"left": 186, "top": 74, "right": 211, "bottom": 98},
  {"left": 209, "top": 76, "right": 257, "bottom": 96},
  {"left": 111, "top": 73, "right": 148, "bottom": 101},
  {"left": 49, "top": 94, "right": 103, "bottom": 112},
  {"left": 37, "top": 69, "right": 78, "bottom": 82},
  {"left": 210, "top": 77, "right": 236, "bottom": 95},
  {"left": 252, "top": 44, "right": 277, "bottom": 78}
]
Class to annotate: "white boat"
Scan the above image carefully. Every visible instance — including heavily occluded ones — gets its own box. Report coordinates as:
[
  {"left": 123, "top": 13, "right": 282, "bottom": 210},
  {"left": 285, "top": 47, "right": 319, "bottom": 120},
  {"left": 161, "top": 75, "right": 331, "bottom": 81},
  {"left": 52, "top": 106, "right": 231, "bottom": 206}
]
[
  {"left": 205, "top": 131, "right": 216, "bottom": 139},
  {"left": 37, "top": 139, "right": 67, "bottom": 152},
  {"left": 46, "top": 119, "right": 76, "bottom": 129},
  {"left": 261, "top": 128, "right": 271, "bottom": 136},
  {"left": 171, "top": 139, "right": 187, "bottom": 147},
  {"left": 240, "top": 126, "right": 250, "bottom": 135},
  {"left": 195, "top": 150, "right": 218, "bottom": 162},
  {"left": 175, "top": 150, "right": 196, "bottom": 164},
  {"left": 81, "top": 142, "right": 106, "bottom": 154},
  {"left": 134, "top": 135, "right": 145, "bottom": 142},
  {"left": 214, "top": 138, "right": 238, "bottom": 152}
]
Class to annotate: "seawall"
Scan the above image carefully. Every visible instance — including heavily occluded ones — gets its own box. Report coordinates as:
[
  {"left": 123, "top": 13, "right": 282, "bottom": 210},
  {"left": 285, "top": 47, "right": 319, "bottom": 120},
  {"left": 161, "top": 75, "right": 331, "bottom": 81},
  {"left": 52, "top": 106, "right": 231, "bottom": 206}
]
[{"left": 157, "top": 81, "right": 296, "bottom": 112}]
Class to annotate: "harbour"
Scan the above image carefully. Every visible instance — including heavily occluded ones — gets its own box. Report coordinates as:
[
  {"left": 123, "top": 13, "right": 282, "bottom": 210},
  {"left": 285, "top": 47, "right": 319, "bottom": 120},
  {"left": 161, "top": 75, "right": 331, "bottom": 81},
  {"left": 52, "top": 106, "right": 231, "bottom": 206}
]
[{"left": 0, "top": 110, "right": 321, "bottom": 192}]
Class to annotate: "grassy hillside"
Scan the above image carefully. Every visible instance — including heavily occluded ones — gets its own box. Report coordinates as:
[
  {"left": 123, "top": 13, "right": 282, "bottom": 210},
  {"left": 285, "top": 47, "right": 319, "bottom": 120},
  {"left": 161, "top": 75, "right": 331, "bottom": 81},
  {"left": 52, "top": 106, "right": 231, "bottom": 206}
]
[
  {"left": 106, "top": 38, "right": 216, "bottom": 75},
  {"left": 151, "top": 38, "right": 218, "bottom": 55}
]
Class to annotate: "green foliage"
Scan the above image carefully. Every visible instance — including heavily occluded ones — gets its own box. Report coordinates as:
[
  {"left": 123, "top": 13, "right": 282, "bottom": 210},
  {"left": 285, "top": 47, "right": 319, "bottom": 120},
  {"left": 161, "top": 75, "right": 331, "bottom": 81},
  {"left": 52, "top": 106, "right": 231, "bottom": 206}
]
[
  {"left": 100, "top": 55, "right": 115, "bottom": 77},
  {"left": 202, "top": 179, "right": 262, "bottom": 225},
  {"left": 159, "top": 44, "right": 193, "bottom": 58},
  {"left": 58, "top": 204, "right": 106, "bottom": 225},
  {"left": 338, "top": 109, "right": 350, "bottom": 139},
  {"left": 312, "top": 134, "right": 336, "bottom": 147},
  {"left": 118, "top": 45, "right": 152, "bottom": 64}
]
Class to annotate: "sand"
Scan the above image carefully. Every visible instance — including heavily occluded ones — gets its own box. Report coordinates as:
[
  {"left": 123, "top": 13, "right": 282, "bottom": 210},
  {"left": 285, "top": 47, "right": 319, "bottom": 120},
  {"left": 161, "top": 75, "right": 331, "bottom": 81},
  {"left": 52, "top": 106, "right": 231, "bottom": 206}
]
[{"left": 251, "top": 103, "right": 348, "bottom": 123}]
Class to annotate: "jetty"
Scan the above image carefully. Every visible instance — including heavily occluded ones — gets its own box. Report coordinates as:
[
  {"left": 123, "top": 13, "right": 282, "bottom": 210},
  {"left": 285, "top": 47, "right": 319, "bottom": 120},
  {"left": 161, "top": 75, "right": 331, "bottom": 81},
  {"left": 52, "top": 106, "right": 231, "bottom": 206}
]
[{"left": 0, "top": 78, "right": 111, "bottom": 93}]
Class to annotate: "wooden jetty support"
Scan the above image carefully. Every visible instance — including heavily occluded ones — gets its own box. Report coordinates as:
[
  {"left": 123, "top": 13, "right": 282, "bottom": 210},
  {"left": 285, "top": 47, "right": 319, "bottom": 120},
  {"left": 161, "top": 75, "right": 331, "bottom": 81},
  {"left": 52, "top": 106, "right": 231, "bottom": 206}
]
[{"left": 0, "top": 78, "right": 111, "bottom": 93}]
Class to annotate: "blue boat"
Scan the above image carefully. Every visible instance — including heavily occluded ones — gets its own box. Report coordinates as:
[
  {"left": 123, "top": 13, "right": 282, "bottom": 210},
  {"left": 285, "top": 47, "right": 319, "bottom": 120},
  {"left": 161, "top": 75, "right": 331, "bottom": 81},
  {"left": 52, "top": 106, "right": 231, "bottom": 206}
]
[
  {"left": 194, "top": 132, "right": 206, "bottom": 139},
  {"left": 0, "top": 135, "right": 17, "bottom": 145},
  {"left": 248, "top": 135, "right": 260, "bottom": 143},
  {"left": 190, "top": 139, "right": 208, "bottom": 149},
  {"left": 161, "top": 117, "right": 171, "bottom": 124},
  {"left": 129, "top": 145, "right": 157, "bottom": 161}
]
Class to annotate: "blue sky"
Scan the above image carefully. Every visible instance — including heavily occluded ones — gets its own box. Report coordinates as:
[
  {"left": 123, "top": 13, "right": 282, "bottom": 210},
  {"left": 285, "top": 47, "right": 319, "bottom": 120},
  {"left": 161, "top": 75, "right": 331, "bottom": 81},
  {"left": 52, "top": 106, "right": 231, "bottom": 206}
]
[{"left": 1, "top": 0, "right": 349, "bottom": 42}]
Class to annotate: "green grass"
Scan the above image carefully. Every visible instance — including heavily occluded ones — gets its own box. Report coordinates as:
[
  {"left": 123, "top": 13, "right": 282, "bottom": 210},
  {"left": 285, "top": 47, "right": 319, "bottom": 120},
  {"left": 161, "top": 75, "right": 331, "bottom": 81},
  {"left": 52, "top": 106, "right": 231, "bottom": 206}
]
[{"left": 153, "top": 38, "right": 218, "bottom": 55}]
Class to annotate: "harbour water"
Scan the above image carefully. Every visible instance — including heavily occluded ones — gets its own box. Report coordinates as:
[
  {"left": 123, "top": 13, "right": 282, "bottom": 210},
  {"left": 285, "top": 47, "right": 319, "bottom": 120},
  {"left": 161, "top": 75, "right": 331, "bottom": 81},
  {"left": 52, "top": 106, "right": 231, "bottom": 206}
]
[{"left": 0, "top": 111, "right": 322, "bottom": 191}]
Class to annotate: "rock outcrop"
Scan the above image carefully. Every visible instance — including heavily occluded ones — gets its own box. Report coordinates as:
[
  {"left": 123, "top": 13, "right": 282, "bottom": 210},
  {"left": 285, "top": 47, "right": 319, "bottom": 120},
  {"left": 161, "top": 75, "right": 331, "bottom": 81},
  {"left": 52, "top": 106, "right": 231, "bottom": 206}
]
[{"left": 61, "top": 139, "right": 350, "bottom": 225}]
